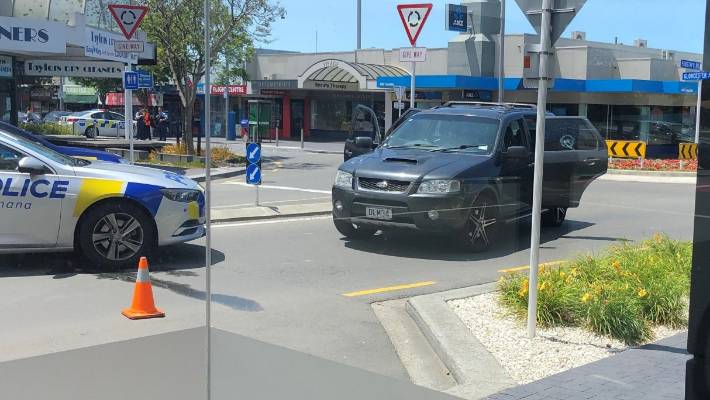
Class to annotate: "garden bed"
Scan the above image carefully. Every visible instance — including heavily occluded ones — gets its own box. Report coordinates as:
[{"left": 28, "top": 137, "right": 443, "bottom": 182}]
[
  {"left": 448, "top": 234, "right": 691, "bottom": 384},
  {"left": 610, "top": 158, "right": 697, "bottom": 172}
]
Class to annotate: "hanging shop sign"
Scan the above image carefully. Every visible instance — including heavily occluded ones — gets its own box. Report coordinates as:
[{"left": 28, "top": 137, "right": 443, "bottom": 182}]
[
  {"left": 84, "top": 27, "right": 139, "bottom": 64},
  {"left": 0, "top": 16, "right": 67, "bottom": 54}
]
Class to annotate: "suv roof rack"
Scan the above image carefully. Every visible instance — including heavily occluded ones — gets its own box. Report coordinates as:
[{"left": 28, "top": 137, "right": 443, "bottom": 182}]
[{"left": 441, "top": 101, "right": 537, "bottom": 110}]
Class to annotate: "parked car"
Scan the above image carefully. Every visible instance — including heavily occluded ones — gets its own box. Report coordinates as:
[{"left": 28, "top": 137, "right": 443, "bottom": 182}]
[
  {"left": 0, "top": 127, "right": 205, "bottom": 267},
  {"left": 331, "top": 102, "right": 608, "bottom": 252},
  {"left": 60, "top": 109, "right": 127, "bottom": 138},
  {"left": 42, "top": 111, "right": 72, "bottom": 123},
  {"left": 0, "top": 121, "right": 124, "bottom": 163}
]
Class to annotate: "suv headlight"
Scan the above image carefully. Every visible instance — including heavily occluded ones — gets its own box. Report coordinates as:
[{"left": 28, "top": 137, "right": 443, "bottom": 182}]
[
  {"left": 417, "top": 180, "right": 461, "bottom": 194},
  {"left": 334, "top": 170, "right": 354, "bottom": 189},
  {"left": 160, "top": 189, "right": 201, "bottom": 202}
]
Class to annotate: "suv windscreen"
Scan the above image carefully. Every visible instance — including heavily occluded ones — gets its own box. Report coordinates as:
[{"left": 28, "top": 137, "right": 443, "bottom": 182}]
[{"left": 383, "top": 114, "right": 500, "bottom": 153}]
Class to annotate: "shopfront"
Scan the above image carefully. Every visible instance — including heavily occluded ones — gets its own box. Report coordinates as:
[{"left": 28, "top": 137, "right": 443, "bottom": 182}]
[{"left": 0, "top": 54, "right": 15, "bottom": 124}]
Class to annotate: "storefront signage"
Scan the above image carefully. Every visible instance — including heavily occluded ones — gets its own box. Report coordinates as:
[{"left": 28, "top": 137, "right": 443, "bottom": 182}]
[
  {"left": 303, "top": 81, "right": 359, "bottom": 91},
  {"left": 84, "top": 27, "right": 139, "bottom": 64},
  {"left": 251, "top": 80, "right": 298, "bottom": 90},
  {"left": 197, "top": 83, "right": 247, "bottom": 96},
  {"left": 463, "top": 89, "right": 493, "bottom": 101},
  {"left": 399, "top": 47, "right": 427, "bottom": 62},
  {"left": 446, "top": 4, "right": 468, "bottom": 32},
  {"left": 24, "top": 59, "right": 124, "bottom": 78},
  {"left": 0, "top": 55, "right": 12, "bottom": 78},
  {"left": 0, "top": 16, "right": 67, "bottom": 54},
  {"left": 63, "top": 86, "right": 97, "bottom": 96},
  {"left": 259, "top": 89, "right": 287, "bottom": 96}
]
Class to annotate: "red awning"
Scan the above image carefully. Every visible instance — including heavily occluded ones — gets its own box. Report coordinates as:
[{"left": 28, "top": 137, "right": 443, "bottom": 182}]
[{"left": 105, "top": 92, "right": 162, "bottom": 107}]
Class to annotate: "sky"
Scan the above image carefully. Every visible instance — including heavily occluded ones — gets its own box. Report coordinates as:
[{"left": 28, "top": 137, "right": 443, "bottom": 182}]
[{"left": 264, "top": 0, "right": 707, "bottom": 54}]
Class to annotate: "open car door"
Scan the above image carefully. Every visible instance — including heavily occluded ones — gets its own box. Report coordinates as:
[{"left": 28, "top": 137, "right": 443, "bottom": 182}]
[{"left": 344, "top": 105, "right": 382, "bottom": 161}]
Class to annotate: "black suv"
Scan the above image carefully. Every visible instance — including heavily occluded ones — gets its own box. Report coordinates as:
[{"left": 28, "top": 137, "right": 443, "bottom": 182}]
[{"left": 331, "top": 102, "right": 608, "bottom": 252}]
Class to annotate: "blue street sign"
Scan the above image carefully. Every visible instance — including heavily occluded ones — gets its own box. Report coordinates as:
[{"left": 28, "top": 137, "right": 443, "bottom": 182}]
[
  {"left": 681, "top": 60, "right": 702, "bottom": 70},
  {"left": 124, "top": 71, "right": 138, "bottom": 90},
  {"left": 683, "top": 71, "right": 710, "bottom": 81},
  {"left": 246, "top": 163, "right": 261, "bottom": 185},
  {"left": 241, "top": 118, "right": 250, "bottom": 128},
  {"left": 137, "top": 70, "right": 153, "bottom": 89},
  {"left": 446, "top": 4, "right": 468, "bottom": 32},
  {"left": 246, "top": 142, "right": 261, "bottom": 164}
]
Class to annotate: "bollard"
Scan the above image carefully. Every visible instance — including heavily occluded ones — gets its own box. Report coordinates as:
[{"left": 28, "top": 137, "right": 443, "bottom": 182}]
[
  {"left": 276, "top": 126, "right": 279, "bottom": 148},
  {"left": 300, "top": 128, "right": 304, "bottom": 149}
]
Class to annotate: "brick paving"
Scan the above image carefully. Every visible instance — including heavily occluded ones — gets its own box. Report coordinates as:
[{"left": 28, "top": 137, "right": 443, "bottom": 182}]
[{"left": 487, "top": 333, "right": 689, "bottom": 400}]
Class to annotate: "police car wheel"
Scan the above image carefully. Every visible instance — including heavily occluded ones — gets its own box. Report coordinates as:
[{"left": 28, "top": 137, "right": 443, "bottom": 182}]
[
  {"left": 79, "top": 202, "right": 156, "bottom": 267},
  {"left": 85, "top": 127, "right": 98, "bottom": 138}
]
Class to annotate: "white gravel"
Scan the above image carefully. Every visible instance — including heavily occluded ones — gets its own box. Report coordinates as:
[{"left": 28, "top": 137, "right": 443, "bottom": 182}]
[{"left": 448, "top": 292, "right": 684, "bottom": 384}]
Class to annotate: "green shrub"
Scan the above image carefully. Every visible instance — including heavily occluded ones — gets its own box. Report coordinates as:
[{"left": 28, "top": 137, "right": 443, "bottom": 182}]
[
  {"left": 498, "top": 234, "right": 692, "bottom": 345},
  {"left": 20, "top": 122, "right": 75, "bottom": 136}
]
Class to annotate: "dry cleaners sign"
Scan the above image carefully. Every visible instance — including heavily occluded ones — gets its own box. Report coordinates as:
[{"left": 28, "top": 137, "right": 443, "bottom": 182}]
[
  {"left": 0, "top": 16, "right": 67, "bottom": 54},
  {"left": 24, "top": 60, "right": 123, "bottom": 78},
  {"left": 84, "top": 27, "right": 138, "bottom": 64}
]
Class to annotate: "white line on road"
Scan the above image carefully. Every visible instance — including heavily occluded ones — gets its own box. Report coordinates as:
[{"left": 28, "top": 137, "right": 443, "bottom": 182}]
[
  {"left": 222, "top": 181, "right": 331, "bottom": 194},
  {"left": 211, "top": 196, "right": 331, "bottom": 209},
  {"left": 213, "top": 215, "right": 332, "bottom": 228}
]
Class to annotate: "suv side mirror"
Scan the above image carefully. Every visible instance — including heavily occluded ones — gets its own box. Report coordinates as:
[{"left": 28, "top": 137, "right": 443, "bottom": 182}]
[
  {"left": 18, "top": 156, "right": 47, "bottom": 175},
  {"left": 504, "top": 146, "right": 530, "bottom": 160},
  {"left": 354, "top": 136, "right": 374, "bottom": 149}
]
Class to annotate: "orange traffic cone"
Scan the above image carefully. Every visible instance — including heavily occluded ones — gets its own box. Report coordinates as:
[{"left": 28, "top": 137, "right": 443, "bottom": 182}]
[{"left": 122, "top": 257, "right": 165, "bottom": 320}]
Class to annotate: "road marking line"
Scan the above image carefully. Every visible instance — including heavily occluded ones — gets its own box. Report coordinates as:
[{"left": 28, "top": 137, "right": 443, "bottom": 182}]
[
  {"left": 342, "top": 281, "right": 436, "bottom": 297},
  {"left": 222, "top": 181, "right": 331, "bottom": 194},
  {"left": 213, "top": 215, "right": 331, "bottom": 228},
  {"left": 498, "top": 260, "right": 565, "bottom": 274},
  {"left": 211, "top": 196, "right": 331, "bottom": 209}
]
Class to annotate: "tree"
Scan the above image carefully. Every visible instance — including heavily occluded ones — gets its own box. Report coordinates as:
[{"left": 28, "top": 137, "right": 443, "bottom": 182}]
[
  {"left": 72, "top": 77, "right": 122, "bottom": 107},
  {"left": 138, "top": 0, "right": 284, "bottom": 154}
]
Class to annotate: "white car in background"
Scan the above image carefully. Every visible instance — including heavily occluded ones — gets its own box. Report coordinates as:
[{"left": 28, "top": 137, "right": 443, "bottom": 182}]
[
  {"left": 0, "top": 128, "right": 205, "bottom": 267},
  {"left": 60, "top": 109, "right": 129, "bottom": 138}
]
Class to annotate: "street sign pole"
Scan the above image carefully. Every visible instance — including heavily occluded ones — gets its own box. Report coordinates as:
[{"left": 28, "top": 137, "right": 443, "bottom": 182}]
[
  {"left": 397, "top": 4, "right": 432, "bottom": 110},
  {"left": 203, "top": 0, "right": 212, "bottom": 399},
  {"left": 526, "top": 0, "right": 553, "bottom": 339},
  {"left": 410, "top": 56, "right": 416, "bottom": 109},
  {"left": 697, "top": 81, "right": 702, "bottom": 144},
  {"left": 498, "top": 0, "right": 506, "bottom": 103},
  {"left": 125, "top": 64, "right": 133, "bottom": 164}
]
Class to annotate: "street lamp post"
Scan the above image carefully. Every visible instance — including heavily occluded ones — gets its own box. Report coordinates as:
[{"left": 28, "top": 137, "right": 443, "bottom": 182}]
[{"left": 203, "top": 0, "right": 212, "bottom": 399}]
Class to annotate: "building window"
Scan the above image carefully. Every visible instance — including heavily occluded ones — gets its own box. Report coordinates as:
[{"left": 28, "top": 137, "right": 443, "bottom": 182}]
[{"left": 311, "top": 99, "right": 350, "bottom": 132}]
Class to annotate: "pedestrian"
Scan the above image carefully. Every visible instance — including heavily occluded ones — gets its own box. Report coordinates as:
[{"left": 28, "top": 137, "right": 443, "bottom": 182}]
[
  {"left": 143, "top": 109, "right": 152, "bottom": 140},
  {"left": 155, "top": 107, "right": 169, "bottom": 141},
  {"left": 135, "top": 109, "right": 147, "bottom": 140}
]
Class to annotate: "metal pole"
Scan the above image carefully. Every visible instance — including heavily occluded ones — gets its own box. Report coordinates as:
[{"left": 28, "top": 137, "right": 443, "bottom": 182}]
[
  {"left": 59, "top": 76, "right": 65, "bottom": 111},
  {"left": 255, "top": 185, "right": 260, "bottom": 206},
  {"left": 203, "top": 0, "right": 212, "bottom": 398},
  {"left": 696, "top": 80, "right": 702, "bottom": 144},
  {"left": 410, "top": 59, "right": 416, "bottom": 109},
  {"left": 357, "top": 0, "right": 362, "bottom": 49},
  {"left": 527, "top": 0, "right": 553, "bottom": 339},
  {"left": 225, "top": 61, "right": 229, "bottom": 139},
  {"left": 497, "top": 0, "right": 506, "bottom": 103},
  {"left": 300, "top": 127, "right": 304, "bottom": 149},
  {"left": 276, "top": 126, "right": 279, "bottom": 147},
  {"left": 124, "top": 64, "right": 134, "bottom": 164}
]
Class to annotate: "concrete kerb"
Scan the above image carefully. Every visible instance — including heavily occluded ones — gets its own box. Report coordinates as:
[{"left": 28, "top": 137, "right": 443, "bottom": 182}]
[
  {"left": 606, "top": 169, "right": 697, "bottom": 177},
  {"left": 405, "top": 282, "right": 516, "bottom": 399},
  {"left": 187, "top": 166, "right": 246, "bottom": 183}
]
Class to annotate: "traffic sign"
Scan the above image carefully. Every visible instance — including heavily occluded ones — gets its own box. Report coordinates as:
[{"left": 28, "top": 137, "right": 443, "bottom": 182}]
[
  {"left": 397, "top": 3, "right": 433, "bottom": 46},
  {"left": 514, "top": 0, "right": 588, "bottom": 44},
  {"left": 394, "top": 86, "right": 405, "bottom": 101},
  {"left": 246, "top": 142, "right": 262, "bottom": 164},
  {"left": 137, "top": 70, "right": 153, "bottom": 88},
  {"left": 684, "top": 71, "right": 710, "bottom": 81},
  {"left": 123, "top": 71, "right": 138, "bottom": 90},
  {"left": 682, "top": 60, "right": 702, "bottom": 70},
  {"left": 394, "top": 102, "right": 405, "bottom": 110},
  {"left": 606, "top": 140, "right": 647, "bottom": 159},
  {"left": 246, "top": 163, "right": 262, "bottom": 185},
  {"left": 114, "top": 41, "right": 145, "bottom": 53},
  {"left": 679, "top": 143, "right": 699, "bottom": 160},
  {"left": 399, "top": 47, "right": 427, "bottom": 62},
  {"left": 108, "top": 4, "right": 149, "bottom": 40}
]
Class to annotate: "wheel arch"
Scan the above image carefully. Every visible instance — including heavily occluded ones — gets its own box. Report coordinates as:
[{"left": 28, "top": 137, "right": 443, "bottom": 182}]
[{"left": 73, "top": 196, "right": 158, "bottom": 251}]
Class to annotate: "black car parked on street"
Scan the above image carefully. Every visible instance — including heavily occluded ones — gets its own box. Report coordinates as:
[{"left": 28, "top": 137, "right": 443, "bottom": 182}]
[{"left": 332, "top": 102, "right": 608, "bottom": 252}]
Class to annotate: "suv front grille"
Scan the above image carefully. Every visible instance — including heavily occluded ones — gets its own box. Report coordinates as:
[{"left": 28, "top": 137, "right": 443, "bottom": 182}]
[{"left": 358, "top": 177, "right": 410, "bottom": 193}]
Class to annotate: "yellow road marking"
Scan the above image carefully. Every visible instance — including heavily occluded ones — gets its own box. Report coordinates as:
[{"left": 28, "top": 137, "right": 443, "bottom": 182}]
[
  {"left": 498, "top": 260, "right": 565, "bottom": 274},
  {"left": 342, "top": 281, "right": 436, "bottom": 297}
]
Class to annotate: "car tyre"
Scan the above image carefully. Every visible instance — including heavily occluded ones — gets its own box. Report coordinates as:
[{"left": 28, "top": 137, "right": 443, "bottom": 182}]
[
  {"left": 460, "top": 192, "right": 499, "bottom": 253},
  {"left": 78, "top": 201, "right": 156, "bottom": 268},
  {"left": 85, "top": 126, "right": 98, "bottom": 138},
  {"left": 542, "top": 207, "right": 567, "bottom": 227},
  {"left": 333, "top": 218, "right": 377, "bottom": 239}
]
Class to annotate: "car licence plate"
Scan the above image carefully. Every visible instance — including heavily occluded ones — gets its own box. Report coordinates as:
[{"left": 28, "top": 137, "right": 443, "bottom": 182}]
[{"left": 365, "top": 207, "right": 392, "bottom": 220}]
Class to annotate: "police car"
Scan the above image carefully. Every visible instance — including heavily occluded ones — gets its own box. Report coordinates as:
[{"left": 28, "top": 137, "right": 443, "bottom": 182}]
[
  {"left": 60, "top": 110, "right": 128, "bottom": 138},
  {"left": 0, "top": 128, "right": 205, "bottom": 267}
]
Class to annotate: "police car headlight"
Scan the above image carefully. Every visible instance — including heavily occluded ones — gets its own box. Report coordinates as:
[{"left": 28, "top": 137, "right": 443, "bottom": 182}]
[
  {"left": 417, "top": 180, "right": 461, "bottom": 194},
  {"left": 160, "top": 189, "right": 201, "bottom": 203},
  {"left": 334, "top": 170, "right": 354, "bottom": 189}
]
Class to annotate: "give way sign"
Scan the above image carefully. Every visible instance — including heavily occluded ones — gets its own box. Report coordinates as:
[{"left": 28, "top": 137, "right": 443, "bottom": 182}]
[
  {"left": 108, "top": 4, "right": 149, "bottom": 40},
  {"left": 397, "top": 4, "right": 433, "bottom": 46}
]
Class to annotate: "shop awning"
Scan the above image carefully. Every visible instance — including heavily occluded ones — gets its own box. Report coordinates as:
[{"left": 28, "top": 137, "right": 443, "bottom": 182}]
[
  {"left": 298, "top": 59, "right": 409, "bottom": 91},
  {"left": 63, "top": 94, "right": 97, "bottom": 104}
]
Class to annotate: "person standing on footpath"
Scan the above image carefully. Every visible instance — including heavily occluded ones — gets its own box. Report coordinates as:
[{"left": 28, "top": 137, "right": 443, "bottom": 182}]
[{"left": 155, "top": 107, "right": 169, "bottom": 141}]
